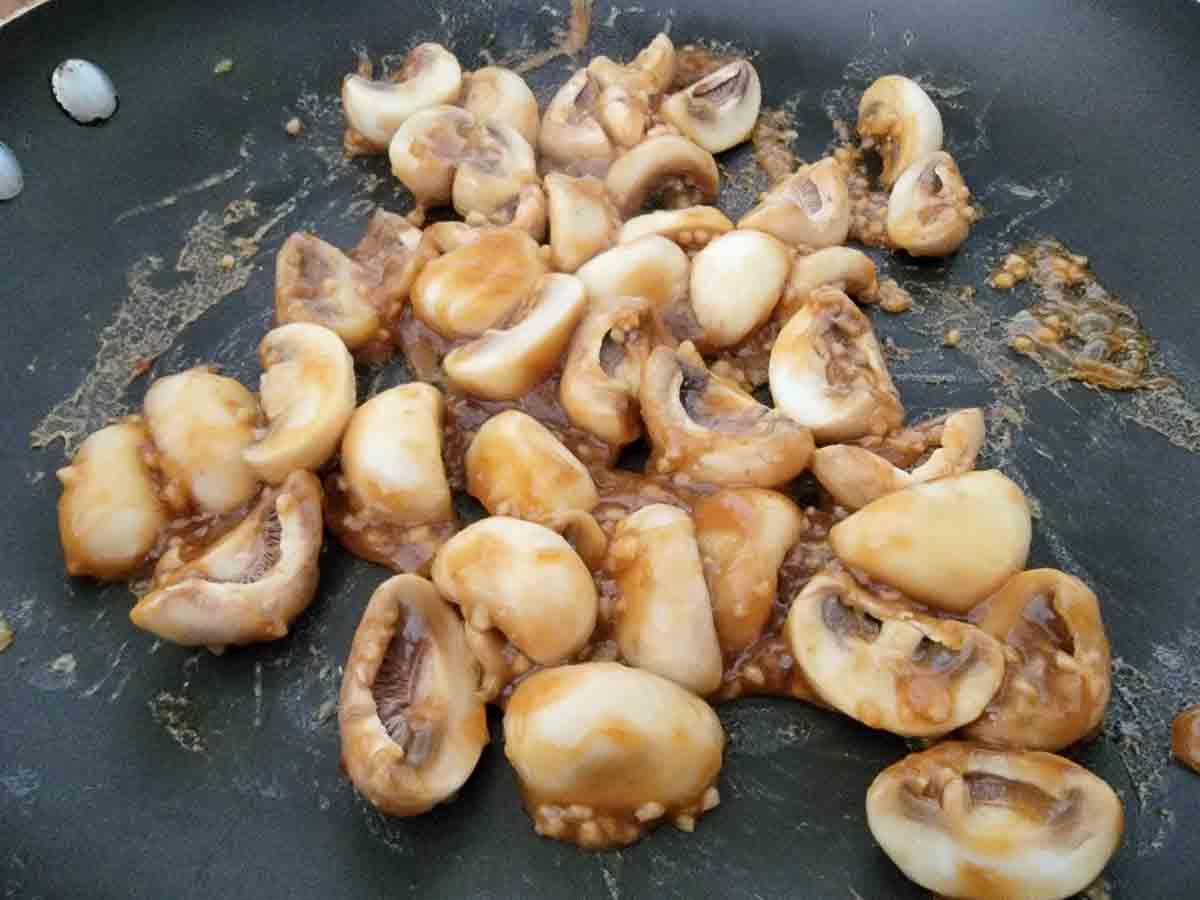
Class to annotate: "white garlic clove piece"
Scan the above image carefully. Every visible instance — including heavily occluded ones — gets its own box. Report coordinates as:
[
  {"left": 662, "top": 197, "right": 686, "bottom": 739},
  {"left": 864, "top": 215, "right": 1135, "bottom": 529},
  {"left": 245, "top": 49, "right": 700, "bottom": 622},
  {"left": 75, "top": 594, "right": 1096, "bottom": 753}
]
[
  {"left": 857, "top": 74, "right": 943, "bottom": 188},
  {"left": 339, "top": 575, "right": 489, "bottom": 816},
  {"left": 778, "top": 246, "right": 878, "bottom": 320},
  {"left": 605, "top": 135, "right": 720, "bottom": 217},
  {"left": 689, "top": 229, "right": 791, "bottom": 350},
  {"left": 243, "top": 323, "right": 357, "bottom": 484},
  {"left": 559, "top": 294, "right": 655, "bottom": 448},
  {"left": 641, "top": 342, "right": 814, "bottom": 487},
  {"left": 618, "top": 206, "right": 733, "bottom": 250},
  {"left": 504, "top": 662, "right": 724, "bottom": 848},
  {"left": 342, "top": 43, "right": 463, "bottom": 152},
  {"left": 544, "top": 173, "right": 619, "bottom": 273},
  {"left": 867, "top": 742, "right": 1123, "bottom": 900},
  {"left": 964, "top": 569, "right": 1112, "bottom": 751},
  {"left": 409, "top": 227, "right": 546, "bottom": 339},
  {"left": 56, "top": 421, "right": 168, "bottom": 580},
  {"left": 830, "top": 470, "right": 1033, "bottom": 614},
  {"left": 738, "top": 158, "right": 850, "bottom": 249},
  {"left": 461, "top": 65, "right": 539, "bottom": 148},
  {"left": 0, "top": 141, "right": 23, "bottom": 201},
  {"left": 51, "top": 59, "right": 118, "bottom": 124},
  {"left": 388, "top": 105, "right": 475, "bottom": 208},
  {"left": 887, "top": 150, "right": 974, "bottom": 257},
  {"left": 575, "top": 235, "right": 690, "bottom": 310},
  {"left": 660, "top": 60, "right": 762, "bottom": 154},
  {"left": 443, "top": 273, "right": 588, "bottom": 400},
  {"left": 129, "top": 471, "right": 323, "bottom": 652},
  {"left": 786, "top": 568, "right": 1007, "bottom": 736},
  {"left": 606, "top": 504, "right": 723, "bottom": 696},
  {"left": 143, "top": 368, "right": 261, "bottom": 515},
  {"left": 769, "top": 288, "right": 903, "bottom": 443},
  {"left": 539, "top": 69, "right": 614, "bottom": 176},
  {"left": 465, "top": 410, "right": 597, "bottom": 523},
  {"left": 694, "top": 488, "right": 805, "bottom": 656},
  {"left": 433, "top": 517, "right": 598, "bottom": 665}
]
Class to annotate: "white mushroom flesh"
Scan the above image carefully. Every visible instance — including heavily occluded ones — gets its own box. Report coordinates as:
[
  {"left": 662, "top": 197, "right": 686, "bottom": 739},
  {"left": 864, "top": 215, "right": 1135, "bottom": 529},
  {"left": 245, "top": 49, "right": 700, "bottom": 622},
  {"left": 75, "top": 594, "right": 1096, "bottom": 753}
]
[
  {"left": 857, "top": 74, "right": 944, "bottom": 188},
  {"left": 576, "top": 235, "right": 690, "bottom": 310},
  {"left": 461, "top": 66, "right": 539, "bottom": 148},
  {"left": 778, "top": 246, "right": 878, "bottom": 320},
  {"left": 738, "top": 158, "right": 850, "bottom": 249},
  {"left": 660, "top": 60, "right": 762, "bottom": 153},
  {"left": 545, "top": 173, "right": 619, "bottom": 273},
  {"left": 388, "top": 105, "right": 475, "bottom": 208},
  {"left": 343, "top": 43, "right": 464, "bottom": 151},
  {"left": 275, "top": 233, "right": 382, "bottom": 349},
  {"left": 504, "top": 662, "right": 724, "bottom": 848},
  {"left": 867, "top": 742, "right": 1123, "bottom": 900},
  {"left": 605, "top": 135, "right": 720, "bottom": 217},
  {"left": 689, "top": 229, "right": 790, "bottom": 350},
  {"left": 618, "top": 206, "right": 733, "bottom": 250},
  {"left": 539, "top": 69, "right": 614, "bottom": 176},
  {"left": 451, "top": 120, "right": 539, "bottom": 223},
  {"left": 887, "top": 150, "right": 975, "bottom": 257}
]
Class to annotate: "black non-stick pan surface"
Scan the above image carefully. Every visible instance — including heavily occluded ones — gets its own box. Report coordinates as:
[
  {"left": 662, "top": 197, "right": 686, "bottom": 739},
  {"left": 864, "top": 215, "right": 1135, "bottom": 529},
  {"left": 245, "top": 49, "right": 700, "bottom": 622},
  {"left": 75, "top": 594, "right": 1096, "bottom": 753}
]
[{"left": 3, "top": 1, "right": 1200, "bottom": 897}]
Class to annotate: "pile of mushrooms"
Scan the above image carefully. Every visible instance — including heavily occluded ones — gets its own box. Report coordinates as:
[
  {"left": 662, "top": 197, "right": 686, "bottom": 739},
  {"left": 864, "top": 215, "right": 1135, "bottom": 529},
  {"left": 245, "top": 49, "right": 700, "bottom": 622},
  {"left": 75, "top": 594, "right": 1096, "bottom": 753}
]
[{"left": 54, "top": 33, "right": 1123, "bottom": 898}]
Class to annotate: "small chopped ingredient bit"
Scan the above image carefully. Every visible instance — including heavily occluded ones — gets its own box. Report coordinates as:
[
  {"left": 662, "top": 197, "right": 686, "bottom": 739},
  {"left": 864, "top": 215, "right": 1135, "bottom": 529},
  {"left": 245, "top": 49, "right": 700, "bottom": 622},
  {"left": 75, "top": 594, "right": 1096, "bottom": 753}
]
[
  {"left": 876, "top": 278, "right": 914, "bottom": 313},
  {"left": 942, "top": 328, "right": 961, "bottom": 347},
  {"left": 285, "top": 117, "right": 303, "bottom": 137},
  {"left": 213, "top": 58, "right": 234, "bottom": 75},
  {"left": 0, "top": 614, "right": 13, "bottom": 652},
  {"left": 1173, "top": 705, "right": 1200, "bottom": 774},
  {"left": 219, "top": 253, "right": 236, "bottom": 270}
]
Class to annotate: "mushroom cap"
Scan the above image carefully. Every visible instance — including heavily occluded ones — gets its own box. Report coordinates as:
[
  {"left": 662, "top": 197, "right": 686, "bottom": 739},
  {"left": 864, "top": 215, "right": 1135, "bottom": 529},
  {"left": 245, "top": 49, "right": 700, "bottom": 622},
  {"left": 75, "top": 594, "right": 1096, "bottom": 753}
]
[
  {"left": 275, "top": 232, "right": 381, "bottom": 349},
  {"left": 243, "top": 322, "right": 357, "bottom": 484},
  {"left": 388, "top": 105, "right": 475, "bottom": 207},
  {"left": 856, "top": 74, "right": 944, "bottom": 188},
  {"left": 545, "top": 172, "right": 619, "bottom": 273},
  {"left": 338, "top": 574, "right": 489, "bottom": 817},
  {"left": 689, "top": 229, "right": 791, "bottom": 350},
  {"left": 660, "top": 60, "right": 762, "bottom": 153},
  {"left": 786, "top": 568, "right": 1007, "bottom": 736},
  {"left": 451, "top": 120, "right": 539, "bottom": 221},
  {"left": 539, "top": 69, "right": 614, "bottom": 175},
  {"left": 342, "top": 43, "right": 464, "bottom": 150},
  {"left": 887, "top": 150, "right": 974, "bottom": 257},
  {"left": 830, "top": 470, "right": 1033, "bottom": 613},
  {"left": 461, "top": 65, "right": 539, "bottom": 148},
  {"left": 867, "top": 742, "right": 1123, "bottom": 900},
  {"left": 618, "top": 205, "right": 733, "bottom": 249},
  {"left": 738, "top": 158, "right": 850, "bottom": 248},
  {"left": 779, "top": 245, "right": 878, "bottom": 319},
  {"left": 130, "top": 470, "right": 323, "bottom": 651},
  {"left": 576, "top": 235, "right": 690, "bottom": 310},
  {"left": 605, "top": 134, "right": 720, "bottom": 217}
]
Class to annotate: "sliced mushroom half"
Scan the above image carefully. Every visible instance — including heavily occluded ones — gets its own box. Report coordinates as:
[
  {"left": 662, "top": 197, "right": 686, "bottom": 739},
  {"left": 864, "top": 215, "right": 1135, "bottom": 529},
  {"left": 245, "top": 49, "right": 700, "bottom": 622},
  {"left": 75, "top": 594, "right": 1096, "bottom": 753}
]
[
  {"left": 738, "top": 158, "right": 850, "bottom": 249},
  {"left": 618, "top": 205, "right": 733, "bottom": 250},
  {"left": 443, "top": 273, "right": 587, "bottom": 400},
  {"left": 830, "top": 470, "right": 1033, "bottom": 614},
  {"left": 343, "top": 43, "right": 464, "bottom": 152},
  {"left": 129, "top": 471, "right": 323, "bottom": 652},
  {"left": 576, "top": 235, "right": 690, "bottom": 314},
  {"left": 545, "top": 173, "right": 619, "bottom": 273},
  {"left": 452, "top": 120, "right": 539, "bottom": 224},
  {"left": 388, "top": 105, "right": 474, "bottom": 208},
  {"left": 769, "top": 288, "right": 903, "bottom": 443},
  {"left": 410, "top": 227, "right": 547, "bottom": 339},
  {"left": 867, "top": 742, "right": 1123, "bottom": 900},
  {"left": 142, "top": 368, "right": 261, "bottom": 515},
  {"left": 559, "top": 294, "right": 655, "bottom": 448},
  {"left": 605, "top": 135, "right": 720, "bottom": 217},
  {"left": 965, "top": 569, "right": 1112, "bottom": 751},
  {"left": 856, "top": 74, "right": 944, "bottom": 188},
  {"left": 630, "top": 33, "right": 676, "bottom": 94},
  {"left": 777, "top": 246, "right": 878, "bottom": 320},
  {"left": 887, "top": 150, "right": 975, "bottom": 257},
  {"left": 539, "top": 69, "right": 614, "bottom": 176},
  {"left": 56, "top": 420, "right": 168, "bottom": 580},
  {"left": 338, "top": 574, "right": 489, "bottom": 816},
  {"left": 641, "top": 342, "right": 814, "bottom": 487},
  {"left": 461, "top": 65, "right": 539, "bottom": 148},
  {"left": 689, "top": 229, "right": 791, "bottom": 350},
  {"left": 694, "top": 488, "right": 805, "bottom": 656},
  {"left": 660, "top": 60, "right": 762, "bottom": 154},
  {"left": 785, "top": 568, "right": 1006, "bottom": 736}
]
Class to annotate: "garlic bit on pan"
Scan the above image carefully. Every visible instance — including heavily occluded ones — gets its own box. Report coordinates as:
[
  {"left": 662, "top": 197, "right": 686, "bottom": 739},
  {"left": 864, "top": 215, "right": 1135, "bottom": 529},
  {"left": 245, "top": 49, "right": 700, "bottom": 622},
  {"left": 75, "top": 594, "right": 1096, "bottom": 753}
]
[
  {"left": 504, "top": 662, "right": 724, "bottom": 848},
  {"left": 867, "top": 742, "right": 1123, "bottom": 900},
  {"left": 51, "top": 59, "right": 119, "bottom": 124}
]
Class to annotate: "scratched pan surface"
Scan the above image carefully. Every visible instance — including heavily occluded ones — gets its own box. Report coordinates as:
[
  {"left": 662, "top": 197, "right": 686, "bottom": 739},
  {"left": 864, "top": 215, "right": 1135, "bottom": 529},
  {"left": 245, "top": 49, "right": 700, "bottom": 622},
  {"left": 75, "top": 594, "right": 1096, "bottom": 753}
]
[{"left": 2, "top": 0, "right": 1200, "bottom": 897}]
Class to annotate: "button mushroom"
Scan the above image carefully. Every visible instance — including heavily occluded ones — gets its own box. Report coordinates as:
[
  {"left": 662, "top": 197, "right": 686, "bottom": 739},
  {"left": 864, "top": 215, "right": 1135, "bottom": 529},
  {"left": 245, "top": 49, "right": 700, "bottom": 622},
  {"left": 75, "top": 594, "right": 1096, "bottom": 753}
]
[
  {"left": 539, "top": 69, "right": 615, "bottom": 176},
  {"left": 867, "top": 742, "right": 1123, "bottom": 900},
  {"left": 559, "top": 294, "right": 655, "bottom": 448},
  {"left": 142, "top": 368, "right": 261, "bottom": 515},
  {"left": 242, "top": 323, "right": 357, "bottom": 484},
  {"left": 829, "top": 470, "right": 1033, "bottom": 614},
  {"left": 887, "top": 150, "right": 975, "bottom": 257},
  {"left": 693, "top": 488, "right": 805, "bottom": 656},
  {"left": 461, "top": 65, "right": 539, "bottom": 148},
  {"left": 443, "top": 273, "right": 588, "bottom": 401},
  {"left": 388, "top": 105, "right": 475, "bottom": 208},
  {"left": 660, "top": 60, "right": 762, "bottom": 154},
  {"left": 129, "top": 470, "right": 323, "bottom": 652},
  {"left": 777, "top": 246, "right": 878, "bottom": 321},
  {"left": 689, "top": 229, "right": 791, "bottom": 350},
  {"left": 856, "top": 74, "right": 944, "bottom": 188},
  {"left": 641, "top": 342, "right": 814, "bottom": 487},
  {"left": 629, "top": 33, "right": 676, "bottom": 94},
  {"left": 465, "top": 410, "right": 598, "bottom": 524},
  {"left": 342, "top": 43, "right": 464, "bottom": 153},
  {"left": 738, "top": 157, "right": 850, "bottom": 249},
  {"left": 432, "top": 517, "right": 598, "bottom": 667},
  {"left": 504, "top": 662, "right": 723, "bottom": 848},
  {"left": 544, "top": 173, "right": 619, "bottom": 273},
  {"left": 785, "top": 568, "right": 1006, "bottom": 736},
  {"left": 56, "top": 420, "right": 168, "bottom": 580},
  {"left": 333, "top": 383, "right": 456, "bottom": 574},
  {"left": 813, "top": 407, "right": 985, "bottom": 510},
  {"left": 769, "top": 288, "right": 903, "bottom": 443},
  {"left": 338, "top": 574, "right": 489, "bottom": 816},
  {"left": 605, "top": 135, "right": 720, "bottom": 217},
  {"left": 964, "top": 569, "right": 1112, "bottom": 752},
  {"left": 410, "top": 227, "right": 546, "bottom": 340},
  {"left": 576, "top": 235, "right": 690, "bottom": 310},
  {"left": 618, "top": 205, "right": 733, "bottom": 250},
  {"left": 606, "top": 504, "right": 723, "bottom": 696},
  {"left": 451, "top": 120, "right": 539, "bottom": 225}
]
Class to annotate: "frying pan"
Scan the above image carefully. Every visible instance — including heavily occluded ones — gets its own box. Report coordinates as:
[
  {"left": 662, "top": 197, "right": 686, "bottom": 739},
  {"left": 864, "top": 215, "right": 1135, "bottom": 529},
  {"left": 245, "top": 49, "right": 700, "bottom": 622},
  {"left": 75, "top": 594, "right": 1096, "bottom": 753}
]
[{"left": 3, "top": 1, "right": 1200, "bottom": 897}]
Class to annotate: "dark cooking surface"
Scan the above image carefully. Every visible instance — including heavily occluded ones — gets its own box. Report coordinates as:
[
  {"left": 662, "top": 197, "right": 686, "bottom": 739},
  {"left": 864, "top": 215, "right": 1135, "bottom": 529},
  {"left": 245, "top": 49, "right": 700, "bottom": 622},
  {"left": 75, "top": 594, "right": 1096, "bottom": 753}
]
[{"left": 3, "top": 1, "right": 1200, "bottom": 897}]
